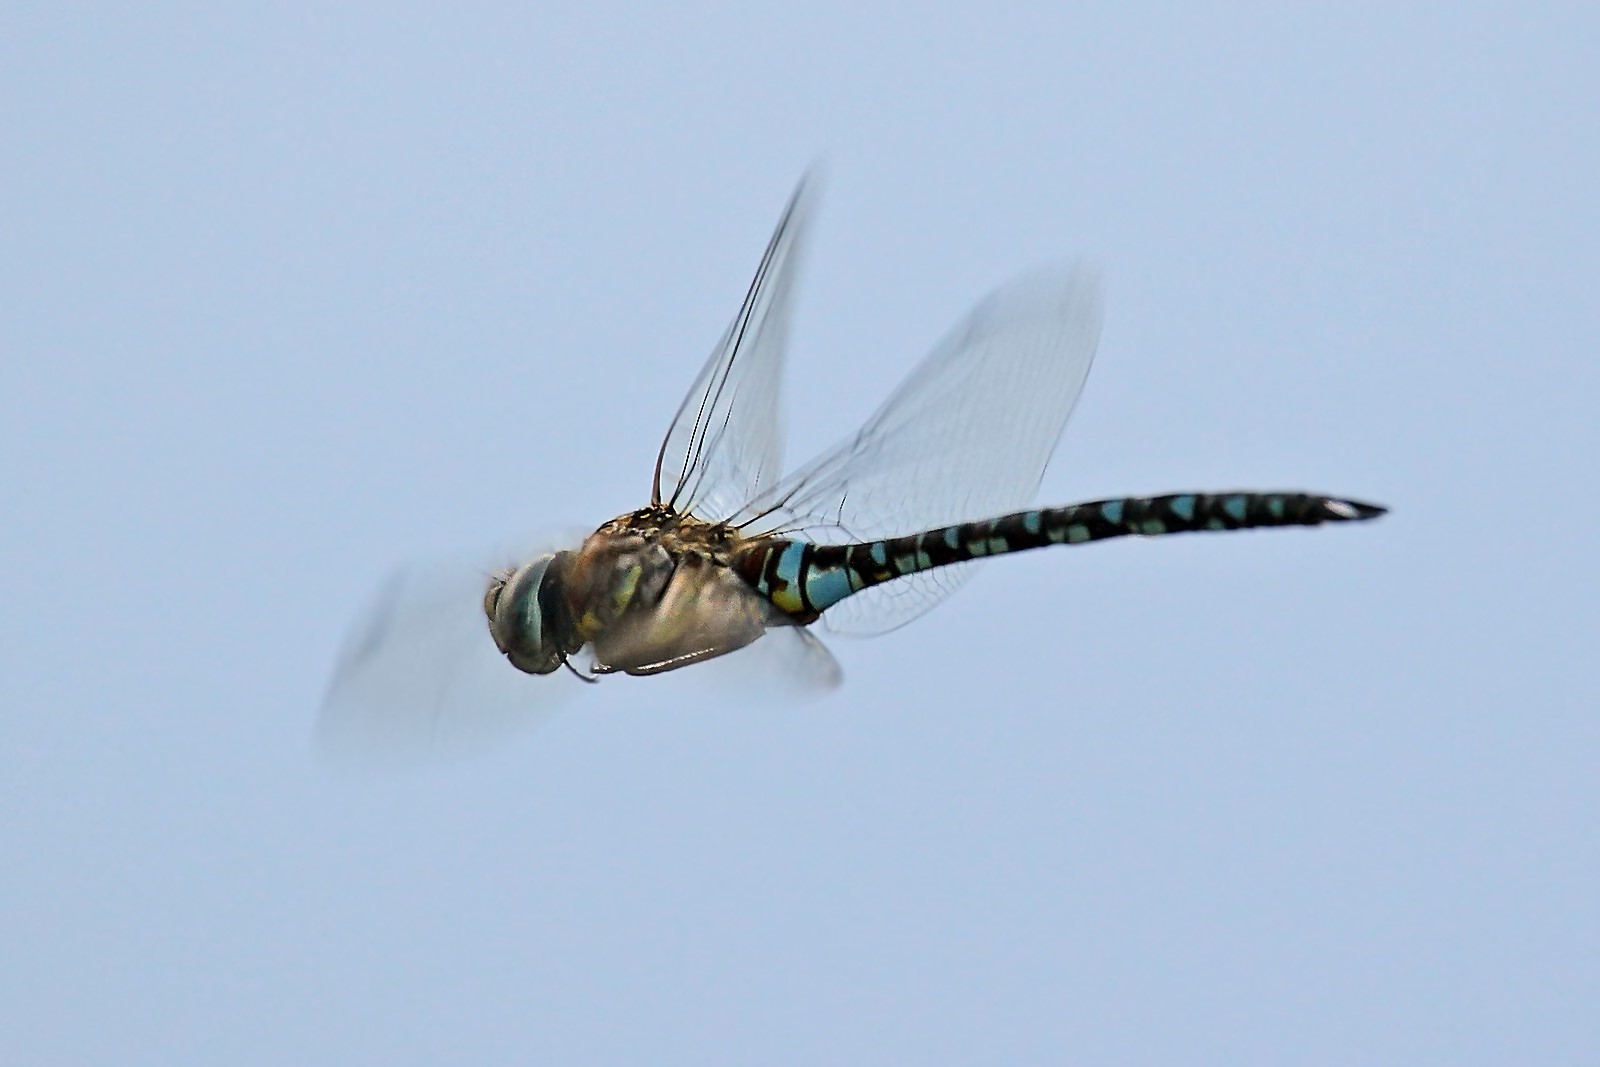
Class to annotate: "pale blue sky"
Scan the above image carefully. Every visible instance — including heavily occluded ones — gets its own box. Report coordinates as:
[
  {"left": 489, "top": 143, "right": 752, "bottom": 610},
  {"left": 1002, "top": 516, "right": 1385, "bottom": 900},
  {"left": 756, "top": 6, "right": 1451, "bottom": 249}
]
[{"left": 3, "top": 4, "right": 1596, "bottom": 1064}]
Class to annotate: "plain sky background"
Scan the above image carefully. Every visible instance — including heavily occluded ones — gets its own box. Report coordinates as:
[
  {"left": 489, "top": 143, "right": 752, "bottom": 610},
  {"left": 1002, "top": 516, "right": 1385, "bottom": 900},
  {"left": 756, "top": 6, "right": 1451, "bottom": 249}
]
[{"left": 4, "top": 3, "right": 1596, "bottom": 1064}]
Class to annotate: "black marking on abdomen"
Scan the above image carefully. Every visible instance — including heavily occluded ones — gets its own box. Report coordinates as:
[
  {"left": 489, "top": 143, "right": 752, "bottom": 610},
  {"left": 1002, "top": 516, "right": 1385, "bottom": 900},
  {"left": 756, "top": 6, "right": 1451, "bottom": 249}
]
[{"left": 734, "top": 491, "right": 1386, "bottom": 618}]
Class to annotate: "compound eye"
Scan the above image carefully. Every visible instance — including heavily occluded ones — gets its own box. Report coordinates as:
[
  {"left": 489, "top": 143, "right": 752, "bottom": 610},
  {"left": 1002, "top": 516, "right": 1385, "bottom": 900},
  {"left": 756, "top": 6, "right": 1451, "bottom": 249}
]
[{"left": 487, "top": 555, "right": 560, "bottom": 671}]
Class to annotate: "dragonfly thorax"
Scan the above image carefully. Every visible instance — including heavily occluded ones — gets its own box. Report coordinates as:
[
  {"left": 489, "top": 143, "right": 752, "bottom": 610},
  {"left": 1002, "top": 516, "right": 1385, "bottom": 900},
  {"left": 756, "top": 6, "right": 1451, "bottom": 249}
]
[
  {"left": 560, "top": 530, "right": 679, "bottom": 643},
  {"left": 484, "top": 508, "right": 779, "bottom": 678}
]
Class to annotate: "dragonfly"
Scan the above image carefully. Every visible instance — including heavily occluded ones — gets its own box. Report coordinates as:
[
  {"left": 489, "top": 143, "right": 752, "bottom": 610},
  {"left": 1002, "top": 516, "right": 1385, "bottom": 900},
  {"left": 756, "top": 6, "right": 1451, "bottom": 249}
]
[{"left": 322, "top": 178, "right": 1383, "bottom": 752}]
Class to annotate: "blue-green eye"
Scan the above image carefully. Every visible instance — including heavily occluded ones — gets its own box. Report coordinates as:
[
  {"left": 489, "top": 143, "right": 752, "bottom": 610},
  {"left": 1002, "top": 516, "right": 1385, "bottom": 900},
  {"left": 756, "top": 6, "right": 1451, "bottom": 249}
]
[{"left": 488, "top": 554, "right": 562, "bottom": 675}]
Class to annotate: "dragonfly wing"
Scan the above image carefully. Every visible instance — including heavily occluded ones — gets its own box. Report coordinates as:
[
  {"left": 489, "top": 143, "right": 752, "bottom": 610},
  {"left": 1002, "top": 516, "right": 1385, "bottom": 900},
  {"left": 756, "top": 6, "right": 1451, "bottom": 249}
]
[
  {"left": 736, "top": 266, "right": 1103, "bottom": 634},
  {"left": 738, "top": 624, "right": 844, "bottom": 692},
  {"left": 652, "top": 176, "right": 816, "bottom": 523},
  {"left": 645, "top": 622, "right": 844, "bottom": 699},
  {"left": 318, "top": 535, "right": 584, "bottom": 768}
]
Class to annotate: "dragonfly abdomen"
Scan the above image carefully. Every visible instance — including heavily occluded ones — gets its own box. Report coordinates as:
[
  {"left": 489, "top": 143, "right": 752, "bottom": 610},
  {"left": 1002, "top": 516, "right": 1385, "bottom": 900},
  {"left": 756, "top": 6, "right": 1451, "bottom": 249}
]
[{"left": 737, "top": 491, "right": 1386, "bottom": 621}]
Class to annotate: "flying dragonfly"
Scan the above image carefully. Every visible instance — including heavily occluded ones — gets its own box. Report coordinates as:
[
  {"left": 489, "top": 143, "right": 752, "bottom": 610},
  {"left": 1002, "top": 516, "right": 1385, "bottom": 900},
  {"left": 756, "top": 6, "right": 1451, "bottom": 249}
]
[{"left": 322, "top": 177, "right": 1383, "bottom": 753}]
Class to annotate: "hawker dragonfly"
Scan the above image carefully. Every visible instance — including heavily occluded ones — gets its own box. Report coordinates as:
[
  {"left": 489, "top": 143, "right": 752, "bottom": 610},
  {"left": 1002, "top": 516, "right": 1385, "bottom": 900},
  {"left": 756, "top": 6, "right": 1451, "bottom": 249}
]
[{"left": 321, "top": 178, "right": 1383, "bottom": 754}]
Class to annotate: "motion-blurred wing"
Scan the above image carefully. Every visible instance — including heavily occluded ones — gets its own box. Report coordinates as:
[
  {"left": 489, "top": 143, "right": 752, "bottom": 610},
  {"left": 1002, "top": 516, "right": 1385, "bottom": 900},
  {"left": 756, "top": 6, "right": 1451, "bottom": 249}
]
[{"left": 318, "top": 536, "right": 583, "bottom": 767}]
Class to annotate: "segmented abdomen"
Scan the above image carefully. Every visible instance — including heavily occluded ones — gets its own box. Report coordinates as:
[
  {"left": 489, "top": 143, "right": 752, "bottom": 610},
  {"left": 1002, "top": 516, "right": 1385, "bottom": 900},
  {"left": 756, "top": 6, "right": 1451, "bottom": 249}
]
[{"left": 733, "top": 491, "right": 1386, "bottom": 622}]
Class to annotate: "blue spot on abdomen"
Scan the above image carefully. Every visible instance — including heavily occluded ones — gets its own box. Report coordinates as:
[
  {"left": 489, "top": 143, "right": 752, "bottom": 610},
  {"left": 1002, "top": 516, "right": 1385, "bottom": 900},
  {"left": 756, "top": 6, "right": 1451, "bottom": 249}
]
[{"left": 805, "top": 566, "right": 855, "bottom": 612}]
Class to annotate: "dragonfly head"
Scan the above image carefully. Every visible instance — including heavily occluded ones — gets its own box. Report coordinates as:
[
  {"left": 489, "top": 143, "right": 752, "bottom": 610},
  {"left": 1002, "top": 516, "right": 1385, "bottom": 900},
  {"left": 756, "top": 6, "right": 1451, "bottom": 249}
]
[{"left": 484, "top": 553, "right": 569, "bottom": 675}]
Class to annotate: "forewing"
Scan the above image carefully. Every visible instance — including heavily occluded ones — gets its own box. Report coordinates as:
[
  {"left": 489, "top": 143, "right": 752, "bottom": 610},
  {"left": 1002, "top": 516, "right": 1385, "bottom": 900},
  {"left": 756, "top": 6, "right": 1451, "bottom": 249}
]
[
  {"left": 318, "top": 534, "right": 584, "bottom": 768},
  {"left": 735, "top": 266, "right": 1103, "bottom": 634},
  {"left": 652, "top": 176, "right": 815, "bottom": 522}
]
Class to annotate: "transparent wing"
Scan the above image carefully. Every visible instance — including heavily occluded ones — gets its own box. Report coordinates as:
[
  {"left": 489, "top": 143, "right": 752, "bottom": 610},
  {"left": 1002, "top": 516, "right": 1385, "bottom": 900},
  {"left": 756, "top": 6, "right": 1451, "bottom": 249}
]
[
  {"left": 640, "top": 624, "right": 844, "bottom": 701},
  {"left": 734, "top": 266, "right": 1103, "bottom": 634},
  {"left": 317, "top": 533, "right": 585, "bottom": 768},
  {"left": 723, "top": 624, "right": 844, "bottom": 693},
  {"left": 652, "top": 175, "right": 815, "bottom": 522}
]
